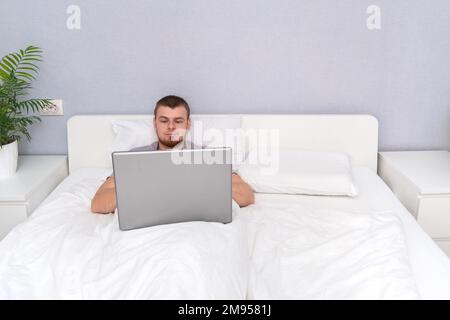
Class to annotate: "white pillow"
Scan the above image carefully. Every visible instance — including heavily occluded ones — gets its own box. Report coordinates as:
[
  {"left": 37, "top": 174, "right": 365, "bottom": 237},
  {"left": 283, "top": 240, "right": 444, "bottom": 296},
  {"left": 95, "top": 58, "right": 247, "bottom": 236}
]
[
  {"left": 238, "top": 149, "right": 358, "bottom": 196},
  {"left": 110, "top": 116, "right": 248, "bottom": 168},
  {"left": 111, "top": 119, "right": 156, "bottom": 152}
]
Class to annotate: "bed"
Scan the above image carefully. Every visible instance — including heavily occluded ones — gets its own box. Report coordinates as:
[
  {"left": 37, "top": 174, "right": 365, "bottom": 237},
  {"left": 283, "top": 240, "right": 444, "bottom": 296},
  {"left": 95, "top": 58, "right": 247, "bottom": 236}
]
[
  {"left": 0, "top": 114, "right": 449, "bottom": 299},
  {"left": 243, "top": 167, "right": 450, "bottom": 299},
  {"left": 238, "top": 115, "right": 450, "bottom": 300},
  {"left": 0, "top": 167, "right": 248, "bottom": 299}
]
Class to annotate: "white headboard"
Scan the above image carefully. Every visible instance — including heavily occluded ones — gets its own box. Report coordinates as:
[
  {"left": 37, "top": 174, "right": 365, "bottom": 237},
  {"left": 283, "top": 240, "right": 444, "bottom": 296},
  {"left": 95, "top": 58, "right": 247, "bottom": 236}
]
[{"left": 67, "top": 114, "right": 378, "bottom": 173}]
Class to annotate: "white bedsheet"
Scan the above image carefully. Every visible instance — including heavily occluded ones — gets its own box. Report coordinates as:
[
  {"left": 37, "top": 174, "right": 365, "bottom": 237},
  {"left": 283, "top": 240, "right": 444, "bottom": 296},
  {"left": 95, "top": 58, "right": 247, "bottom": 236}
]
[
  {"left": 1, "top": 167, "right": 449, "bottom": 300},
  {"left": 0, "top": 168, "right": 249, "bottom": 299},
  {"left": 241, "top": 167, "right": 450, "bottom": 299}
]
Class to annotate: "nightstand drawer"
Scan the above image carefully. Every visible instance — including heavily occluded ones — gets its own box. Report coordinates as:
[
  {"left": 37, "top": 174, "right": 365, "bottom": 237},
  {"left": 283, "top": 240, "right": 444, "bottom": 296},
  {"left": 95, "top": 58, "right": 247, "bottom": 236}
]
[
  {"left": 0, "top": 204, "right": 28, "bottom": 239},
  {"left": 435, "top": 239, "right": 450, "bottom": 257},
  {"left": 417, "top": 197, "right": 450, "bottom": 238},
  {"left": 0, "top": 156, "right": 68, "bottom": 241}
]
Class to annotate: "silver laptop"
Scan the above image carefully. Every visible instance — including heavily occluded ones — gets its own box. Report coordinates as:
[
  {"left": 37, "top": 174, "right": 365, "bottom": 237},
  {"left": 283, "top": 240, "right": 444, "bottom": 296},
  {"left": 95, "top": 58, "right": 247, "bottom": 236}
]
[{"left": 112, "top": 147, "right": 232, "bottom": 230}]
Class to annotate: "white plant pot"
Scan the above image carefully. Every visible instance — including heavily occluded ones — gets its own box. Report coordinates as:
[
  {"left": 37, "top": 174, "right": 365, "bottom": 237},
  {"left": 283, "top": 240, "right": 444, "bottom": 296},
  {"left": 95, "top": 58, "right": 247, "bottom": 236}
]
[{"left": 0, "top": 140, "right": 18, "bottom": 179}]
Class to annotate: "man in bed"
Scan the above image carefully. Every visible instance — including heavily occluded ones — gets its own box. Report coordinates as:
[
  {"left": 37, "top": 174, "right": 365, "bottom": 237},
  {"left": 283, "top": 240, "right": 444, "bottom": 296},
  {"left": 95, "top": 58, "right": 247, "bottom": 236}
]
[{"left": 91, "top": 95, "right": 255, "bottom": 214}]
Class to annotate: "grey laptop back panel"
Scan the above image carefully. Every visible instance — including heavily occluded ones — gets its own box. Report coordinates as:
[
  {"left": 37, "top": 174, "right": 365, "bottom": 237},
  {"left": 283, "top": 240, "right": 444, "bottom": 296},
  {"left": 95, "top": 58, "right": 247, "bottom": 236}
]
[{"left": 112, "top": 148, "right": 232, "bottom": 230}]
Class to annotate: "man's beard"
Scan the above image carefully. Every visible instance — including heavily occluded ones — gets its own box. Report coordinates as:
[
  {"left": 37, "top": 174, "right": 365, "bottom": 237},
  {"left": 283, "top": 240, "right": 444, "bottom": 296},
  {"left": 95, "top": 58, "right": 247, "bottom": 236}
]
[{"left": 158, "top": 135, "right": 184, "bottom": 148}]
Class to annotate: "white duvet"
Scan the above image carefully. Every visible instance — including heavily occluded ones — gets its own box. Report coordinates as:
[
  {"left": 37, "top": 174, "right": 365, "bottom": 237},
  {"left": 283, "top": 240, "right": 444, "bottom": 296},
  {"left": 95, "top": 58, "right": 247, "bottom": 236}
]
[
  {"left": 0, "top": 169, "right": 249, "bottom": 299},
  {"left": 2, "top": 168, "right": 448, "bottom": 300},
  {"left": 244, "top": 195, "right": 419, "bottom": 299}
]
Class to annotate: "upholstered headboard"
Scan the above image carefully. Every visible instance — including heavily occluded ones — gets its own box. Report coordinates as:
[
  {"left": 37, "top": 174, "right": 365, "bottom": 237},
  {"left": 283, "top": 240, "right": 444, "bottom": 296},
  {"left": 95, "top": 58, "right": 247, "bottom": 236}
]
[{"left": 67, "top": 114, "right": 378, "bottom": 173}]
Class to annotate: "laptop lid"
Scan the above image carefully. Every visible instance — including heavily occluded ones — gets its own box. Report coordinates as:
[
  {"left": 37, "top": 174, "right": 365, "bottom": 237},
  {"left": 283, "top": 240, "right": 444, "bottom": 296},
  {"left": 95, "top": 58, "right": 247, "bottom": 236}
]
[{"left": 112, "top": 147, "right": 232, "bottom": 230}]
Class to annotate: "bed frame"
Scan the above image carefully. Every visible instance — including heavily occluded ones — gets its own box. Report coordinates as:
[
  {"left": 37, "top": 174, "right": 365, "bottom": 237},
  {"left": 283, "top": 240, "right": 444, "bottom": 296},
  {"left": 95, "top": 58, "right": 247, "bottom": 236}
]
[{"left": 67, "top": 114, "right": 378, "bottom": 173}]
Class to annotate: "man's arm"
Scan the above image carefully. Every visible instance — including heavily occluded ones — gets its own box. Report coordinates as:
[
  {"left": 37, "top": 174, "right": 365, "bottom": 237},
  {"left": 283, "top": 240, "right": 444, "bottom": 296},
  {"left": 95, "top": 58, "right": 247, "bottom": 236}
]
[
  {"left": 232, "top": 173, "right": 255, "bottom": 208},
  {"left": 91, "top": 176, "right": 117, "bottom": 214}
]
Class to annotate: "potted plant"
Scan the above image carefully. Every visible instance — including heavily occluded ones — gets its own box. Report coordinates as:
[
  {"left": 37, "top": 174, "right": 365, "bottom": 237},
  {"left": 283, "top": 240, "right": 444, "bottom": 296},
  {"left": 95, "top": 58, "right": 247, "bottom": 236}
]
[{"left": 0, "top": 45, "right": 54, "bottom": 179}]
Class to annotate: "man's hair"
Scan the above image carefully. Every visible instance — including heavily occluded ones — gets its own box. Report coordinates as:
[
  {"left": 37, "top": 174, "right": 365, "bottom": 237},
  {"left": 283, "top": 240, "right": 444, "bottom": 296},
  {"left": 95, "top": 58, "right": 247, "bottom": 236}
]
[{"left": 154, "top": 95, "right": 190, "bottom": 118}]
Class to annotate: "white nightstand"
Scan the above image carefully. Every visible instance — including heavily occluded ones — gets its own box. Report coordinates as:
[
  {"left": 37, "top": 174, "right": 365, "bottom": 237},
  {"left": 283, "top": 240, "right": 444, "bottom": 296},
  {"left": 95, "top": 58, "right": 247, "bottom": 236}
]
[
  {"left": 378, "top": 150, "right": 450, "bottom": 257},
  {"left": 0, "top": 155, "right": 68, "bottom": 240}
]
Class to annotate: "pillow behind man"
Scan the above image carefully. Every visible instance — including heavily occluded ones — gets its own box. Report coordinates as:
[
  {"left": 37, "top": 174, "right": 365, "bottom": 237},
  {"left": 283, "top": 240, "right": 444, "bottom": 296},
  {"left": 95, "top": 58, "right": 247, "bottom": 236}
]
[
  {"left": 110, "top": 115, "right": 246, "bottom": 170},
  {"left": 111, "top": 118, "right": 155, "bottom": 153}
]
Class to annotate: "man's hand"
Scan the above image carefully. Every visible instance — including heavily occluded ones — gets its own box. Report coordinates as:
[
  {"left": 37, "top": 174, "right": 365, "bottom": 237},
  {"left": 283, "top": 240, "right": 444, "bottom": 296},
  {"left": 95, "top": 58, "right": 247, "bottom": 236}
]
[
  {"left": 232, "top": 173, "right": 255, "bottom": 208},
  {"left": 91, "top": 176, "right": 117, "bottom": 214}
]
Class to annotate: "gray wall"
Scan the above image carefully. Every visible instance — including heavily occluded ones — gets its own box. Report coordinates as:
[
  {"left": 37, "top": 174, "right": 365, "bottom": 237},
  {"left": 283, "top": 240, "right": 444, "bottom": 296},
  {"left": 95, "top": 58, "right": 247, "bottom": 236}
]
[{"left": 1, "top": 0, "right": 449, "bottom": 154}]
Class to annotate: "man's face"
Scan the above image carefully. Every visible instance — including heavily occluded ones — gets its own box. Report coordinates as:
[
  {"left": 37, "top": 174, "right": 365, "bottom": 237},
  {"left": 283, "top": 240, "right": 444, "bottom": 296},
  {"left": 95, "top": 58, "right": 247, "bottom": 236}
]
[{"left": 153, "top": 106, "right": 190, "bottom": 148}]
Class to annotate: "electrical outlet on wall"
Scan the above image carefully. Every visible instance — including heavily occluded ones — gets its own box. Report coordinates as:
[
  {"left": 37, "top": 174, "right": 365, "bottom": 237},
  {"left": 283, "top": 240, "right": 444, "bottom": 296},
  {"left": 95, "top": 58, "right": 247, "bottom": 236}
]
[{"left": 39, "top": 99, "right": 64, "bottom": 116}]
